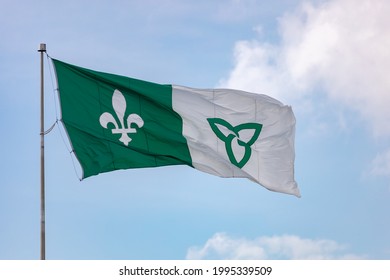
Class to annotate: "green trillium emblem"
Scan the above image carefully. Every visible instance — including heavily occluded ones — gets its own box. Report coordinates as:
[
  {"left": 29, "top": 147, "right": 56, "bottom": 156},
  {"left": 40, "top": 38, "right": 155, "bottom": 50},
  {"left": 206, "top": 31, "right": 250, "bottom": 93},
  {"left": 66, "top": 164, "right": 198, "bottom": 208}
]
[{"left": 208, "top": 118, "right": 263, "bottom": 169}]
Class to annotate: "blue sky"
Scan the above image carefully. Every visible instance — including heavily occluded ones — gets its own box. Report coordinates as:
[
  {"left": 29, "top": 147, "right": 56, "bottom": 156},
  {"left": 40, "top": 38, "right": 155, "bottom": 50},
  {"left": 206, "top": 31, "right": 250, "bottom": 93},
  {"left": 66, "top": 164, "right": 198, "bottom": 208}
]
[{"left": 1, "top": 0, "right": 389, "bottom": 260}]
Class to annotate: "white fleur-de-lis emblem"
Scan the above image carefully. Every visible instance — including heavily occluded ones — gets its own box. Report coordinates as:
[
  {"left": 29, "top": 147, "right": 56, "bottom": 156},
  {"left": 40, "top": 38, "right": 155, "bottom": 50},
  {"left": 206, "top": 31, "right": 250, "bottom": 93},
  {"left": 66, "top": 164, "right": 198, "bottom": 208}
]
[{"left": 99, "top": 89, "right": 144, "bottom": 146}]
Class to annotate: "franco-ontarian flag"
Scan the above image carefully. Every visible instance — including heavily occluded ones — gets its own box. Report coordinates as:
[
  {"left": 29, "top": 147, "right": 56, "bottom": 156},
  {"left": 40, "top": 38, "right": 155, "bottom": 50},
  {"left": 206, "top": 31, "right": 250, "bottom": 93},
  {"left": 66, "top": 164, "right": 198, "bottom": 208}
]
[{"left": 52, "top": 59, "right": 300, "bottom": 197}]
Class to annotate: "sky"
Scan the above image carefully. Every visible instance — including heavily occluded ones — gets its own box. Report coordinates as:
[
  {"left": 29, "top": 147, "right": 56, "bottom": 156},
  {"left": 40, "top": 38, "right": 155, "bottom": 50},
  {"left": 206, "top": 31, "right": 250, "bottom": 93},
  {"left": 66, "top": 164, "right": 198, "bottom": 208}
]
[{"left": 0, "top": 0, "right": 389, "bottom": 260}]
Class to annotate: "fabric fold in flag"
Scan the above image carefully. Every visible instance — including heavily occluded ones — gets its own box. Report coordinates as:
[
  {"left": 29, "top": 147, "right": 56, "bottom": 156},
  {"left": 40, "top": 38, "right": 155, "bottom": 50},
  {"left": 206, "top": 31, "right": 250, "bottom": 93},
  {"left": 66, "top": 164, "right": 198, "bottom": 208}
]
[{"left": 52, "top": 59, "right": 300, "bottom": 197}]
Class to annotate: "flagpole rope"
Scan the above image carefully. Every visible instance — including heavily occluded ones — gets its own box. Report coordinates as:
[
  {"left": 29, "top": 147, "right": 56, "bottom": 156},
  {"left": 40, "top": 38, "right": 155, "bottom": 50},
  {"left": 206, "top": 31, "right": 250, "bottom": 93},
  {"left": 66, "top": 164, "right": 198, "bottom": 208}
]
[
  {"left": 41, "top": 121, "right": 56, "bottom": 135},
  {"left": 57, "top": 118, "right": 83, "bottom": 181},
  {"left": 46, "top": 54, "right": 60, "bottom": 124},
  {"left": 46, "top": 54, "right": 83, "bottom": 181}
]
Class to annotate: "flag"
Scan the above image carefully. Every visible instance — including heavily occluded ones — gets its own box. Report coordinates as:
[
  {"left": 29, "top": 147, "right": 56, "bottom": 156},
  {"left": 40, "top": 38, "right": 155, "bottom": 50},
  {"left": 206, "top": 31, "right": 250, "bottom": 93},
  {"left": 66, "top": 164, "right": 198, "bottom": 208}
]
[{"left": 52, "top": 59, "right": 300, "bottom": 197}]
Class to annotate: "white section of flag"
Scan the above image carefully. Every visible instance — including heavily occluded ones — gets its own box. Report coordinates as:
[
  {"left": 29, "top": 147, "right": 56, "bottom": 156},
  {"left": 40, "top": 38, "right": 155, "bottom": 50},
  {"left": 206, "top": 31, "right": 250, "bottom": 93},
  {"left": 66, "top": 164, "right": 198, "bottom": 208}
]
[{"left": 172, "top": 85, "right": 300, "bottom": 197}]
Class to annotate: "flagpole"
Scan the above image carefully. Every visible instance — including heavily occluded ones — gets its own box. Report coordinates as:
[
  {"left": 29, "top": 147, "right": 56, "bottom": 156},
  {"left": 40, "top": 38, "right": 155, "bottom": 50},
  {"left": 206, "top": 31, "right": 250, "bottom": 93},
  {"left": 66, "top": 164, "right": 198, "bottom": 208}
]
[{"left": 38, "top": 43, "right": 46, "bottom": 260}]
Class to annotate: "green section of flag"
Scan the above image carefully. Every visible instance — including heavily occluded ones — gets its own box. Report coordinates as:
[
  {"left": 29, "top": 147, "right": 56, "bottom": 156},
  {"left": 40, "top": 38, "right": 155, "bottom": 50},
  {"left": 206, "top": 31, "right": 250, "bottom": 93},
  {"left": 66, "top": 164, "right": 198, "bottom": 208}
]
[{"left": 52, "top": 59, "right": 192, "bottom": 178}]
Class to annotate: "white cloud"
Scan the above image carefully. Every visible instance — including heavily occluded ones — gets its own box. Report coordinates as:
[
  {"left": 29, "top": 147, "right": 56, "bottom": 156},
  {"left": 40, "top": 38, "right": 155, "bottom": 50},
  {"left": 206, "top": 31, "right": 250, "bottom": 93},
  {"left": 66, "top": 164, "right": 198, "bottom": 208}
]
[
  {"left": 219, "top": 40, "right": 289, "bottom": 100},
  {"left": 186, "top": 232, "right": 362, "bottom": 260},
  {"left": 370, "top": 149, "right": 390, "bottom": 177},
  {"left": 219, "top": 0, "right": 390, "bottom": 137}
]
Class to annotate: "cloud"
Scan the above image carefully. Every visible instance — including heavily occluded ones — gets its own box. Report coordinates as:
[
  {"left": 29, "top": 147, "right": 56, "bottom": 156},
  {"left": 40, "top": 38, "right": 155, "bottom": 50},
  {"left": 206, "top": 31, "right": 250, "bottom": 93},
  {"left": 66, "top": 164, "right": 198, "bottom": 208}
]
[
  {"left": 186, "top": 232, "right": 362, "bottom": 260},
  {"left": 219, "top": 0, "right": 390, "bottom": 138},
  {"left": 370, "top": 149, "right": 390, "bottom": 177}
]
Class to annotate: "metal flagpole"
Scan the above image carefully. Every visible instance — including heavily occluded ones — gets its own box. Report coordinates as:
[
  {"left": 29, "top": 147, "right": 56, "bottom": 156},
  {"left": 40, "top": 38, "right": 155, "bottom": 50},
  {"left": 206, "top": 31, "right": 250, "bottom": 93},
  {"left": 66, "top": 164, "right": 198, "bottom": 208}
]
[{"left": 38, "top": 43, "right": 46, "bottom": 260}]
